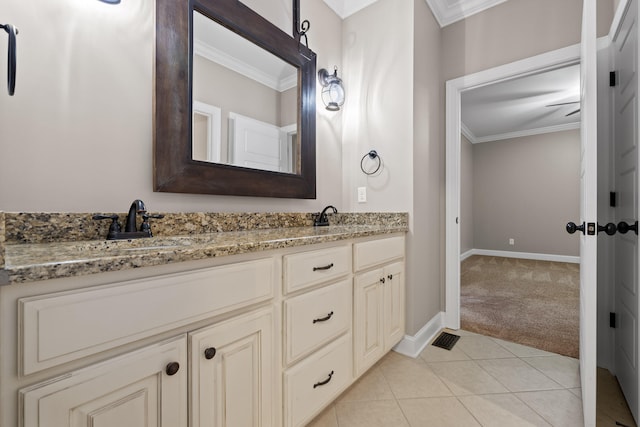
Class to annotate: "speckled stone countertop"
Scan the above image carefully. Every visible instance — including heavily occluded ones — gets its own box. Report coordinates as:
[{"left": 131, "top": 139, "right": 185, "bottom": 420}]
[{"left": 0, "top": 212, "right": 408, "bottom": 285}]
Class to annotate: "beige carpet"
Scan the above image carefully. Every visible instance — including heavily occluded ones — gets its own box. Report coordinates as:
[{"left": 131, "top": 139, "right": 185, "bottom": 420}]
[{"left": 461, "top": 255, "right": 580, "bottom": 358}]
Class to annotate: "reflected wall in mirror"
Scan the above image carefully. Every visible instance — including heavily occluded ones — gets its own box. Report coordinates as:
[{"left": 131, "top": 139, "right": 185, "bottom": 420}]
[
  {"left": 192, "top": 10, "right": 298, "bottom": 174},
  {"left": 155, "top": 0, "right": 316, "bottom": 198}
]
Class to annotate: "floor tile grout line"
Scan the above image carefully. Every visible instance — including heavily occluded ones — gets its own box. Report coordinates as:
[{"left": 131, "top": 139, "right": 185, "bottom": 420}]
[{"left": 519, "top": 355, "right": 578, "bottom": 390}]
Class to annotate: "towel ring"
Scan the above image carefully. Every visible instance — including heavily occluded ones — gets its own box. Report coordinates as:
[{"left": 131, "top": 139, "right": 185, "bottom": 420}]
[
  {"left": 1, "top": 23, "right": 17, "bottom": 96},
  {"left": 360, "top": 150, "right": 382, "bottom": 175}
]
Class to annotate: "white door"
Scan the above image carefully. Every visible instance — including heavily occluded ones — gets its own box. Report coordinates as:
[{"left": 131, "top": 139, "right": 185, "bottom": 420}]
[
  {"left": 579, "top": 0, "right": 599, "bottom": 425},
  {"left": 229, "top": 113, "right": 291, "bottom": 173},
  {"left": 613, "top": 0, "right": 639, "bottom": 420}
]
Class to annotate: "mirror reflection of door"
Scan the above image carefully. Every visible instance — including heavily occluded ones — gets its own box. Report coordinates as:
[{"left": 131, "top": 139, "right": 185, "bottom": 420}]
[
  {"left": 192, "top": 101, "right": 222, "bottom": 163},
  {"left": 192, "top": 10, "right": 298, "bottom": 174}
]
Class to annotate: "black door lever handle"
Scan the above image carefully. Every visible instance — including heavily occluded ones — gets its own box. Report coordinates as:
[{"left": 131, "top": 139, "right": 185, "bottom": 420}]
[{"left": 617, "top": 221, "right": 638, "bottom": 235}]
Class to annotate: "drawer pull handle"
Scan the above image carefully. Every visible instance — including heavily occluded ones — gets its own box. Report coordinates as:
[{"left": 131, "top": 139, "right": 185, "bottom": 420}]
[
  {"left": 380, "top": 277, "right": 386, "bottom": 284},
  {"left": 313, "top": 370, "right": 334, "bottom": 388},
  {"left": 165, "top": 362, "right": 180, "bottom": 376},
  {"left": 313, "top": 263, "right": 334, "bottom": 271},
  {"left": 204, "top": 347, "right": 217, "bottom": 360},
  {"left": 313, "top": 311, "right": 334, "bottom": 324},
  {"left": 388, "top": 274, "right": 393, "bottom": 280}
]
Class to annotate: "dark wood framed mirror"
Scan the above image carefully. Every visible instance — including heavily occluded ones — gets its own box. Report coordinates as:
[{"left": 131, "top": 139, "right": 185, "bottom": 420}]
[{"left": 154, "top": 0, "right": 317, "bottom": 198}]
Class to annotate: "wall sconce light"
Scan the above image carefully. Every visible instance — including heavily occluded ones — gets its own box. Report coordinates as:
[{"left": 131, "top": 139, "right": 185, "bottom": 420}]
[
  {"left": 318, "top": 66, "right": 345, "bottom": 111},
  {"left": 98, "top": 0, "right": 121, "bottom": 3}
]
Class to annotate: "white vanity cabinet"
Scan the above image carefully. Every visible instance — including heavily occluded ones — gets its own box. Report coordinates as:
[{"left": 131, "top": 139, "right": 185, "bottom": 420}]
[
  {"left": 11, "top": 257, "right": 278, "bottom": 427},
  {"left": 2, "top": 232, "right": 406, "bottom": 427},
  {"left": 353, "top": 237, "right": 406, "bottom": 376}
]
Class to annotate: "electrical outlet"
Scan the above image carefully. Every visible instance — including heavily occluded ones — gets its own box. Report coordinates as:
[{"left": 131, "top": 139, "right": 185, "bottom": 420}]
[
  {"left": 357, "top": 187, "right": 367, "bottom": 203},
  {"left": 509, "top": 238, "right": 515, "bottom": 245}
]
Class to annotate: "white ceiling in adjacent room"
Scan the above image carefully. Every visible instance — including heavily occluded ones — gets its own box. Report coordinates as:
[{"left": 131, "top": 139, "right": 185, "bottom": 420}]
[{"left": 461, "top": 64, "right": 581, "bottom": 143}]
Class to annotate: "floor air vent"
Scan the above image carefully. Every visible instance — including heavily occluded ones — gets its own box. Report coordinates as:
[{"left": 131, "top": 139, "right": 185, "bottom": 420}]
[{"left": 431, "top": 332, "right": 460, "bottom": 350}]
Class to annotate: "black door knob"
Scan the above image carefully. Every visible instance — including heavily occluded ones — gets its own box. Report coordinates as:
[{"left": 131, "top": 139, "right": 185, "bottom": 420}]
[
  {"left": 165, "top": 362, "right": 180, "bottom": 376},
  {"left": 566, "top": 222, "right": 585, "bottom": 234},
  {"left": 598, "top": 223, "right": 617, "bottom": 235},
  {"left": 617, "top": 221, "right": 638, "bottom": 235},
  {"left": 204, "top": 347, "right": 217, "bottom": 360}
]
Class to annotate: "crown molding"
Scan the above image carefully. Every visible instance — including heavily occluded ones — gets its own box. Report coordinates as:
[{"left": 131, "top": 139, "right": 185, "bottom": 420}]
[
  {"left": 469, "top": 122, "right": 581, "bottom": 144},
  {"left": 194, "top": 40, "right": 297, "bottom": 92},
  {"left": 425, "top": 0, "right": 510, "bottom": 27}
]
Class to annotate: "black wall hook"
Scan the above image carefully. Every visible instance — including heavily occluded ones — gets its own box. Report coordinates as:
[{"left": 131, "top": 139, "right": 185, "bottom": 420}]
[{"left": 1, "top": 23, "right": 17, "bottom": 96}]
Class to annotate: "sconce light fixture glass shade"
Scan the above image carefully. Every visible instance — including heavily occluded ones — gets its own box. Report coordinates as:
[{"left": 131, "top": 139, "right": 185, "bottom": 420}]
[
  {"left": 98, "top": 0, "right": 121, "bottom": 3},
  {"left": 318, "top": 67, "right": 345, "bottom": 111}
]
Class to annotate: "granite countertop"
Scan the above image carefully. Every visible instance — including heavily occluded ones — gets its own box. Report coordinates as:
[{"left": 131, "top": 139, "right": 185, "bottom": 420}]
[{"left": 1, "top": 218, "right": 408, "bottom": 285}]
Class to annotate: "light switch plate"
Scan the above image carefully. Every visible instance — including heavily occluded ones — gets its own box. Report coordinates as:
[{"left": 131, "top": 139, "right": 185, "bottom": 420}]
[{"left": 357, "top": 187, "right": 367, "bottom": 203}]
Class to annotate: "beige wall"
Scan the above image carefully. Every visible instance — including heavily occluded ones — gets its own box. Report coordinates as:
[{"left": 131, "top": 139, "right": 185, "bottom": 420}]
[
  {"left": 0, "top": 0, "right": 342, "bottom": 213},
  {"left": 441, "top": 0, "right": 615, "bottom": 81},
  {"left": 407, "top": 0, "right": 443, "bottom": 335},
  {"left": 341, "top": 0, "right": 414, "bottom": 213},
  {"left": 461, "top": 134, "right": 474, "bottom": 254},
  {"left": 472, "top": 130, "right": 580, "bottom": 256}
]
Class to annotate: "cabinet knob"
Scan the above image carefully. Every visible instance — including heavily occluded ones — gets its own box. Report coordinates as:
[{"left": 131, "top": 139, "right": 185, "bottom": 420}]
[
  {"left": 380, "top": 277, "right": 385, "bottom": 284},
  {"left": 165, "top": 361, "right": 180, "bottom": 376},
  {"left": 204, "top": 347, "right": 217, "bottom": 360},
  {"left": 388, "top": 274, "right": 393, "bottom": 280}
]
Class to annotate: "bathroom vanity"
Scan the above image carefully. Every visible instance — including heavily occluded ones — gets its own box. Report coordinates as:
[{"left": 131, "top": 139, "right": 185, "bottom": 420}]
[{"left": 0, "top": 212, "right": 407, "bottom": 427}]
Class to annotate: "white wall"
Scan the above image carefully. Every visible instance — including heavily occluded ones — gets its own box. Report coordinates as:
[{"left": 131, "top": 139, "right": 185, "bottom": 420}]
[{"left": 0, "top": 0, "right": 342, "bottom": 213}]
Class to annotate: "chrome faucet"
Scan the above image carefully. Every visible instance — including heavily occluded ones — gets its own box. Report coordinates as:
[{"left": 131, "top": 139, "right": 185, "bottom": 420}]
[
  {"left": 125, "top": 199, "right": 146, "bottom": 232},
  {"left": 314, "top": 205, "right": 337, "bottom": 226}
]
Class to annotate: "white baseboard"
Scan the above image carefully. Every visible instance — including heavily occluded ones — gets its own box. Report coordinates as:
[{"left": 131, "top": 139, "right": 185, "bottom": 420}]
[
  {"left": 393, "top": 311, "right": 445, "bottom": 358},
  {"left": 460, "top": 249, "right": 475, "bottom": 261},
  {"left": 460, "top": 248, "right": 579, "bottom": 264}
]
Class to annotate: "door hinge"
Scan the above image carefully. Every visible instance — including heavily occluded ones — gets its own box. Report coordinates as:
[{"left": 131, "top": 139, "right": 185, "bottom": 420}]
[
  {"left": 610, "top": 71, "right": 617, "bottom": 87},
  {"left": 610, "top": 191, "right": 617, "bottom": 207},
  {"left": 610, "top": 312, "right": 616, "bottom": 328}
]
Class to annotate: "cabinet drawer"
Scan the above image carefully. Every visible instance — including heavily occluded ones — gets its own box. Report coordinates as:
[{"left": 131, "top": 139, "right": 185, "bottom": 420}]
[
  {"left": 353, "top": 235, "right": 405, "bottom": 272},
  {"left": 19, "top": 258, "right": 275, "bottom": 375},
  {"left": 284, "top": 279, "right": 351, "bottom": 365},
  {"left": 284, "top": 333, "right": 352, "bottom": 427},
  {"left": 283, "top": 245, "right": 351, "bottom": 294}
]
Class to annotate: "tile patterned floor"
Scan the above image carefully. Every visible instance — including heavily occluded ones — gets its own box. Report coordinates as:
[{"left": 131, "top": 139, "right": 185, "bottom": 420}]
[{"left": 307, "top": 330, "right": 585, "bottom": 427}]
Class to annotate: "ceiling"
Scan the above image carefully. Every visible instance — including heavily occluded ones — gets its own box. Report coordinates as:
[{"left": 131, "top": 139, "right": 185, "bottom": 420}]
[
  {"left": 461, "top": 64, "right": 581, "bottom": 143},
  {"left": 322, "top": 0, "right": 510, "bottom": 25}
]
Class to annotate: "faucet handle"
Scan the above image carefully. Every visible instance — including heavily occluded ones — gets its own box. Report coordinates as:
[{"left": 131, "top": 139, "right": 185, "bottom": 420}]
[
  {"left": 140, "top": 213, "right": 165, "bottom": 235},
  {"left": 93, "top": 214, "right": 122, "bottom": 237}
]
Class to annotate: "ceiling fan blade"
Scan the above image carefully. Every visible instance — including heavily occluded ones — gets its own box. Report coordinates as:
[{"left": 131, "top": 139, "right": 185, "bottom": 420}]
[
  {"left": 546, "top": 101, "right": 581, "bottom": 107},
  {"left": 565, "top": 108, "right": 581, "bottom": 117}
]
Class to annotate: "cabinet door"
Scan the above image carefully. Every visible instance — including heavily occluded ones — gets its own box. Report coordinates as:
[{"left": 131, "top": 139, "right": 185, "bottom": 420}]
[
  {"left": 384, "top": 261, "right": 405, "bottom": 352},
  {"left": 189, "top": 307, "right": 275, "bottom": 427},
  {"left": 20, "top": 336, "right": 187, "bottom": 427},
  {"left": 353, "top": 268, "right": 384, "bottom": 376}
]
